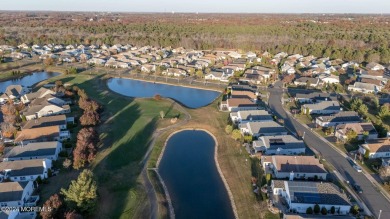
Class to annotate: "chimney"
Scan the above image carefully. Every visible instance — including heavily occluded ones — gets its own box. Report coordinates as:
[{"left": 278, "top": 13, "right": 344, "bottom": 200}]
[{"left": 289, "top": 171, "right": 294, "bottom": 181}]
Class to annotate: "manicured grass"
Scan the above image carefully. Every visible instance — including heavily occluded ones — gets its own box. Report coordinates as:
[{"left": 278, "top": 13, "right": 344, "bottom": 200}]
[{"left": 38, "top": 73, "right": 181, "bottom": 218}]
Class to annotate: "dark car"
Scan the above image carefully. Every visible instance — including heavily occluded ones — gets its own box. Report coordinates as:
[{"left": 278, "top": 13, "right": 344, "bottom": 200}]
[{"left": 353, "top": 183, "right": 363, "bottom": 193}]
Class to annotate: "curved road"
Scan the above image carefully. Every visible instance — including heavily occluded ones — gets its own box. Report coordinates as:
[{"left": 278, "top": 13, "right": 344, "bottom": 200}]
[{"left": 268, "top": 81, "right": 390, "bottom": 219}]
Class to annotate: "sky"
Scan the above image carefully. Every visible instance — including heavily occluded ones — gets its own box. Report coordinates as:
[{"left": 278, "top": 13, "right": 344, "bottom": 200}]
[{"left": 1, "top": 0, "right": 390, "bottom": 14}]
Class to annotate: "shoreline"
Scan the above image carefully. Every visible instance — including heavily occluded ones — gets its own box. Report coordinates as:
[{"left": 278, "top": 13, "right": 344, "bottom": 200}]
[
  {"left": 155, "top": 128, "right": 239, "bottom": 219},
  {"left": 108, "top": 74, "right": 225, "bottom": 93}
]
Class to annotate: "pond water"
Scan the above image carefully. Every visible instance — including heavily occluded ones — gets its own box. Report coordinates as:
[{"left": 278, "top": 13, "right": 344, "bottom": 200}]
[
  {"left": 0, "top": 72, "right": 60, "bottom": 93},
  {"left": 107, "top": 78, "right": 221, "bottom": 108},
  {"left": 159, "top": 130, "right": 235, "bottom": 219}
]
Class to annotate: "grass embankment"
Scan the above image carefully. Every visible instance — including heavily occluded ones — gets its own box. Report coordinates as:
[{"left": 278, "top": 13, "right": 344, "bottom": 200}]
[
  {"left": 37, "top": 73, "right": 181, "bottom": 219},
  {"left": 148, "top": 96, "right": 274, "bottom": 218}
]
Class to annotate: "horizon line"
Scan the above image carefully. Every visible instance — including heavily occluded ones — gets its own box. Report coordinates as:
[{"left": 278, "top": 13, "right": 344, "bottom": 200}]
[{"left": 0, "top": 10, "right": 389, "bottom": 15}]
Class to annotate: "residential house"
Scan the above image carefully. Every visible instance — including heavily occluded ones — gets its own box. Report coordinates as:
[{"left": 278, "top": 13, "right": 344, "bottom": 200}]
[
  {"left": 359, "top": 139, "right": 390, "bottom": 159},
  {"left": 3, "top": 141, "right": 62, "bottom": 161},
  {"left": 0, "top": 159, "right": 52, "bottom": 182},
  {"left": 294, "top": 77, "right": 320, "bottom": 87},
  {"left": 319, "top": 74, "right": 340, "bottom": 84},
  {"left": 22, "top": 114, "right": 67, "bottom": 130},
  {"left": 21, "top": 87, "right": 55, "bottom": 104},
  {"left": 162, "top": 68, "right": 188, "bottom": 77},
  {"left": 302, "top": 101, "right": 341, "bottom": 115},
  {"left": 230, "top": 90, "right": 257, "bottom": 102},
  {"left": 348, "top": 82, "right": 381, "bottom": 94},
  {"left": 220, "top": 98, "right": 258, "bottom": 112},
  {"left": 230, "top": 110, "right": 273, "bottom": 124},
  {"left": 240, "top": 121, "right": 287, "bottom": 138},
  {"left": 205, "top": 71, "right": 224, "bottom": 81},
  {"left": 0, "top": 85, "right": 30, "bottom": 103},
  {"left": 261, "top": 156, "right": 327, "bottom": 180},
  {"left": 252, "top": 135, "right": 304, "bottom": 154},
  {"left": 228, "top": 51, "right": 242, "bottom": 59},
  {"left": 366, "top": 62, "right": 385, "bottom": 71},
  {"left": 0, "top": 181, "right": 39, "bottom": 207},
  {"left": 315, "top": 111, "right": 361, "bottom": 127},
  {"left": 14, "top": 126, "right": 70, "bottom": 145},
  {"left": 141, "top": 64, "right": 156, "bottom": 73},
  {"left": 295, "top": 92, "right": 336, "bottom": 104},
  {"left": 271, "top": 180, "right": 351, "bottom": 214},
  {"left": 335, "top": 122, "right": 378, "bottom": 142},
  {"left": 21, "top": 103, "right": 70, "bottom": 121}
]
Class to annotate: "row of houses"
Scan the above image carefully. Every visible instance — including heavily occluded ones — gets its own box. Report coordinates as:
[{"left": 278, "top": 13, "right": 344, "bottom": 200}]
[{"left": 0, "top": 85, "right": 74, "bottom": 219}]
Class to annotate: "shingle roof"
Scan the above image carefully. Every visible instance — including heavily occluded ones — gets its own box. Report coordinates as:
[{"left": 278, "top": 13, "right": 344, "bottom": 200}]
[
  {"left": 336, "top": 122, "right": 377, "bottom": 135},
  {"left": 246, "top": 122, "right": 286, "bottom": 135},
  {"left": 303, "top": 101, "right": 340, "bottom": 111},
  {"left": 227, "top": 98, "right": 257, "bottom": 107},
  {"left": 5, "top": 142, "right": 60, "bottom": 159},
  {"left": 0, "top": 182, "right": 29, "bottom": 202},
  {"left": 362, "top": 138, "right": 390, "bottom": 153},
  {"left": 15, "top": 126, "right": 60, "bottom": 142},
  {"left": 271, "top": 155, "right": 327, "bottom": 174},
  {"left": 254, "top": 135, "right": 305, "bottom": 150},
  {"left": 316, "top": 111, "right": 360, "bottom": 123},
  {"left": 237, "top": 110, "right": 273, "bottom": 121},
  {"left": 22, "top": 115, "right": 66, "bottom": 129},
  {"left": 0, "top": 159, "right": 46, "bottom": 177}
]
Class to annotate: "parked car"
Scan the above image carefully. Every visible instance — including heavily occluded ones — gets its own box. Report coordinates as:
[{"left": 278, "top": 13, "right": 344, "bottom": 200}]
[
  {"left": 353, "top": 165, "right": 362, "bottom": 173},
  {"left": 353, "top": 183, "right": 363, "bottom": 193}
]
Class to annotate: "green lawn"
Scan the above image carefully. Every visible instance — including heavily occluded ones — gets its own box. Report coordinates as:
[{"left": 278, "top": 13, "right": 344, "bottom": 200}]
[{"left": 38, "top": 73, "right": 181, "bottom": 218}]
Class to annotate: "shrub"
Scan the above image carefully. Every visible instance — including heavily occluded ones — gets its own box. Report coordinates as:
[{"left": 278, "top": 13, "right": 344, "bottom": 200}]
[
  {"left": 314, "top": 204, "right": 320, "bottom": 214},
  {"left": 225, "top": 125, "right": 233, "bottom": 134},
  {"left": 154, "top": 94, "right": 162, "bottom": 100},
  {"left": 59, "top": 151, "right": 68, "bottom": 157},
  {"left": 321, "top": 207, "right": 328, "bottom": 215},
  {"left": 330, "top": 206, "right": 335, "bottom": 214},
  {"left": 306, "top": 207, "right": 313, "bottom": 214}
]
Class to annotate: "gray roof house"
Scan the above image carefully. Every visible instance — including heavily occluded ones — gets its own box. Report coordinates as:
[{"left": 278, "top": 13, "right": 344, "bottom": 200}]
[
  {"left": 240, "top": 121, "right": 287, "bottom": 138},
  {"left": 315, "top": 111, "right": 361, "bottom": 127},
  {"left": 3, "top": 141, "right": 63, "bottom": 161},
  {"left": 302, "top": 101, "right": 341, "bottom": 115},
  {"left": 0, "top": 181, "right": 39, "bottom": 208},
  {"left": 253, "top": 135, "right": 305, "bottom": 154},
  {"left": 230, "top": 110, "right": 273, "bottom": 124},
  {"left": 348, "top": 82, "right": 382, "bottom": 94},
  {"left": 295, "top": 92, "right": 337, "bottom": 103},
  {"left": 0, "top": 159, "right": 52, "bottom": 182},
  {"left": 22, "top": 114, "right": 67, "bottom": 130},
  {"left": 272, "top": 180, "right": 351, "bottom": 214}
]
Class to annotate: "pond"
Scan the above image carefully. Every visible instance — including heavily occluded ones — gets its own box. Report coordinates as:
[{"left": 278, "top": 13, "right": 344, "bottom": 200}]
[
  {"left": 159, "top": 130, "right": 235, "bottom": 219},
  {"left": 0, "top": 71, "right": 60, "bottom": 93},
  {"left": 107, "top": 78, "right": 221, "bottom": 108}
]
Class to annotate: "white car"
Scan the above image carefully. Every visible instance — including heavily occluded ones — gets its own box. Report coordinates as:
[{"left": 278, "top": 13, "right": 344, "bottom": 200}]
[{"left": 353, "top": 165, "right": 362, "bottom": 173}]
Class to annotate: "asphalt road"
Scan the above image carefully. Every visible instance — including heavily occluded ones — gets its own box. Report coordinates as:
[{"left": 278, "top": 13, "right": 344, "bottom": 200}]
[{"left": 268, "top": 81, "right": 390, "bottom": 219}]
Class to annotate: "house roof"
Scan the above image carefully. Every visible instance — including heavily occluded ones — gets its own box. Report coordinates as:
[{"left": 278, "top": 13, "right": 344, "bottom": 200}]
[
  {"left": 295, "top": 92, "right": 335, "bottom": 101},
  {"left": 275, "top": 181, "right": 350, "bottom": 206},
  {"left": 362, "top": 138, "right": 390, "bottom": 153},
  {"left": 22, "top": 115, "right": 66, "bottom": 130},
  {"left": 246, "top": 122, "right": 287, "bottom": 135},
  {"left": 4, "top": 85, "right": 24, "bottom": 97},
  {"left": 350, "top": 82, "right": 378, "bottom": 91},
  {"left": 15, "top": 126, "right": 60, "bottom": 142},
  {"left": 336, "top": 122, "right": 377, "bottom": 135},
  {"left": 0, "top": 159, "right": 46, "bottom": 177},
  {"left": 254, "top": 135, "right": 304, "bottom": 150},
  {"left": 295, "top": 77, "right": 319, "bottom": 84},
  {"left": 231, "top": 90, "right": 257, "bottom": 100},
  {"left": 4, "top": 141, "right": 60, "bottom": 159},
  {"left": 366, "top": 62, "right": 384, "bottom": 70},
  {"left": 237, "top": 110, "right": 273, "bottom": 121},
  {"left": 360, "top": 78, "right": 382, "bottom": 86},
  {"left": 227, "top": 98, "right": 257, "bottom": 107},
  {"left": 303, "top": 101, "right": 340, "bottom": 111},
  {"left": 0, "top": 181, "right": 29, "bottom": 202},
  {"left": 316, "top": 111, "right": 360, "bottom": 123},
  {"left": 271, "top": 155, "right": 327, "bottom": 174}
]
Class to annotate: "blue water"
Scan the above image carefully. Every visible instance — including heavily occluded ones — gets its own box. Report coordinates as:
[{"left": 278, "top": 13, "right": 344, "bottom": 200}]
[
  {"left": 106, "top": 78, "right": 220, "bottom": 108},
  {"left": 159, "top": 130, "right": 235, "bottom": 219},
  {"left": 0, "top": 72, "right": 60, "bottom": 93}
]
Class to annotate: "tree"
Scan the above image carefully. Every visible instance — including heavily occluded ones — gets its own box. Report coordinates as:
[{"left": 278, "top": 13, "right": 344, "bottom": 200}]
[
  {"left": 63, "top": 158, "right": 72, "bottom": 169},
  {"left": 61, "top": 169, "right": 97, "bottom": 214},
  {"left": 350, "top": 204, "right": 359, "bottom": 215},
  {"left": 195, "top": 70, "right": 204, "bottom": 79},
  {"left": 40, "top": 194, "right": 63, "bottom": 219},
  {"left": 225, "top": 125, "right": 233, "bottom": 134},
  {"left": 79, "top": 98, "right": 99, "bottom": 112},
  {"left": 231, "top": 129, "right": 242, "bottom": 141},
  {"left": 314, "top": 204, "right": 320, "bottom": 214},
  {"left": 160, "top": 111, "right": 165, "bottom": 119},
  {"left": 80, "top": 111, "right": 100, "bottom": 126},
  {"left": 345, "top": 129, "right": 358, "bottom": 142},
  {"left": 43, "top": 57, "right": 54, "bottom": 66},
  {"left": 306, "top": 207, "right": 313, "bottom": 214},
  {"left": 0, "top": 141, "right": 4, "bottom": 155},
  {"left": 0, "top": 122, "right": 17, "bottom": 138},
  {"left": 330, "top": 206, "right": 335, "bottom": 214},
  {"left": 321, "top": 207, "right": 328, "bottom": 215},
  {"left": 379, "top": 166, "right": 390, "bottom": 181},
  {"left": 73, "top": 128, "right": 98, "bottom": 169},
  {"left": 64, "top": 211, "right": 83, "bottom": 219},
  {"left": 379, "top": 105, "right": 390, "bottom": 120},
  {"left": 281, "top": 74, "right": 295, "bottom": 84}
]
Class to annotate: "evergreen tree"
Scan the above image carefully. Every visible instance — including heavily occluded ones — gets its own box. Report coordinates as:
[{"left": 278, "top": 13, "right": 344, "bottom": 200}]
[
  {"left": 61, "top": 169, "right": 97, "bottom": 214},
  {"left": 314, "top": 204, "right": 320, "bottom": 214}
]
